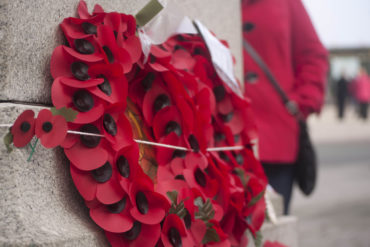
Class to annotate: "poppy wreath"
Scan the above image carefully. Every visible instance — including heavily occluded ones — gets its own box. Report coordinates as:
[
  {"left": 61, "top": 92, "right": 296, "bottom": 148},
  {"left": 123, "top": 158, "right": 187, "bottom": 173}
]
[{"left": 46, "top": 1, "right": 268, "bottom": 246}]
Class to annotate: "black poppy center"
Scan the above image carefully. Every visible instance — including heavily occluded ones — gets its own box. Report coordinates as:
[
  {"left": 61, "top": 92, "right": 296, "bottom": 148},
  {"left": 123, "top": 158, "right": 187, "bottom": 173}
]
[
  {"left": 80, "top": 124, "right": 101, "bottom": 148},
  {"left": 123, "top": 221, "right": 142, "bottom": 241},
  {"left": 234, "top": 153, "right": 244, "bottom": 165},
  {"left": 116, "top": 155, "right": 130, "bottom": 178},
  {"left": 136, "top": 191, "right": 149, "bottom": 214},
  {"left": 184, "top": 209, "right": 192, "bottom": 229},
  {"left": 168, "top": 227, "right": 182, "bottom": 247},
  {"left": 172, "top": 150, "right": 187, "bottom": 159},
  {"left": 71, "top": 62, "right": 89, "bottom": 81},
  {"left": 214, "top": 132, "right": 226, "bottom": 142},
  {"left": 188, "top": 134, "right": 199, "bottom": 152},
  {"left": 219, "top": 151, "right": 230, "bottom": 162},
  {"left": 74, "top": 39, "right": 95, "bottom": 54},
  {"left": 194, "top": 168, "right": 206, "bottom": 188},
  {"left": 149, "top": 54, "right": 156, "bottom": 63},
  {"left": 219, "top": 112, "right": 233, "bottom": 123},
  {"left": 175, "top": 174, "right": 185, "bottom": 180},
  {"left": 213, "top": 85, "right": 226, "bottom": 102},
  {"left": 91, "top": 161, "right": 112, "bottom": 183},
  {"left": 97, "top": 75, "right": 112, "bottom": 96},
  {"left": 165, "top": 121, "right": 182, "bottom": 136},
  {"left": 20, "top": 121, "right": 31, "bottom": 133},
  {"left": 73, "top": 90, "right": 94, "bottom": 112},
  {"left": 107, "top": 197, "right": 127, "bottom": 214},
  {"left": 81, "top": 22, "right": 97, "bottom": 35},
  {"left": 141, "top": 72, "right": 155, "bottom": 91},
  {"left": 103, "top": 46, "right": 114, "bottom": 63},
  {"left": 234, "top": 134, "right": 240, "bottom": 143},
  {"left": 153, "top": 94, "right": 170, "bottom": 113},
  {"left": 103, "top": 114, "right": 117, "bottom": 136},
  {"left": 42, "top": 121, "right": 53, "bottom": 133}
]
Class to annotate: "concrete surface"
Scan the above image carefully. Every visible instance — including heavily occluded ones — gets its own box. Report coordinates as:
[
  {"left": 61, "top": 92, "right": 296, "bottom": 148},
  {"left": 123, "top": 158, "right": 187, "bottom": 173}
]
[{"left": 291, "top": 105, "right": 370, "bottom": 247}]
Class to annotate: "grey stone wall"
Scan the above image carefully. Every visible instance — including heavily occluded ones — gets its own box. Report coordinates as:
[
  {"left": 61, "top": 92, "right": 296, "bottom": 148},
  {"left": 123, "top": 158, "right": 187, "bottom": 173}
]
[{"left": 0, "top": 0, "right": 242, "bottom": 104}]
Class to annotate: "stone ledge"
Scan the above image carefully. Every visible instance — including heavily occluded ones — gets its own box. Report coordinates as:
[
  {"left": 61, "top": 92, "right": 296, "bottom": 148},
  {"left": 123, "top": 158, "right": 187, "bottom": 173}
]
[{"left": 0, "top": 103, "right": 108, "bottom": 246}]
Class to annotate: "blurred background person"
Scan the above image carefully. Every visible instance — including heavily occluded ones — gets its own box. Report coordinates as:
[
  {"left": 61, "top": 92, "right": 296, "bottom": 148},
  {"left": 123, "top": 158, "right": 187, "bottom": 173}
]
[
  {"left": 241, "top": 0, "right": 328, "bottom": 214},
  {"left": 351, "top": 68, "right": 370, "bottom": 119},
  {"left": 335, "top": 71, "right": 350, "bottom": 119}
]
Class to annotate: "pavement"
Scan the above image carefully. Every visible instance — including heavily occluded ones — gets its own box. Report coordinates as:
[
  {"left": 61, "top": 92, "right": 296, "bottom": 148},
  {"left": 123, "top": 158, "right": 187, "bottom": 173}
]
[{"left": 290, "top": 104, "right": 370, "bottom": 247}]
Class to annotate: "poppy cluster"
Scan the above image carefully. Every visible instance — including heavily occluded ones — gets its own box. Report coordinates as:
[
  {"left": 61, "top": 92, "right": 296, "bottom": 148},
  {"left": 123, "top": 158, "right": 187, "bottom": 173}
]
[
  {"left": 11, "top": 109, "right": 68, "bottom": 149},
  {"left": 46, "top": 1, "right": 268, "bottom": 246}
]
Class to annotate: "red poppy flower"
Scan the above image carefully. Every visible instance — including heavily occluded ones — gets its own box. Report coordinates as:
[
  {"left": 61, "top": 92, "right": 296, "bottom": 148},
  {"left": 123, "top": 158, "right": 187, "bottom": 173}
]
[
  {"left": 11, "top": 110, "right": 35, "bottom": 148},
  {"left": 183, "top": 166, "right": 219, "bottom": 198},
  {"left": 129, "top": 177, "right": 170, "bottom": 225},
  {"left": 152, "top": 106, "right": 183, "bottom": 140},
  {"left": 115, "top": 144, "right": 144, "bottom": 192},
  {"left": 105, "top": 222, "right": 161, "bottom": 247},
  {"left": 161, "top": 214, "right": 193, "bottom": 247},
  {"left": 70, "top": 152, "right": 125, "bottom": 204},
  {"left": 142, "top": 82, "right": 172, "bottom": 126},
  {"left": 51, "top": 77, "right": 105, "bottom": 124},
  {"left": 147, "top": 45, "right": 172, "bottom": 72},
  {"left": 35, "top": 109, "right": 67, "bottom": 148},
  {"left": 96, "top": 25, "right": 133, "bottom": 73},
  {"left": 171, "top": 48, "right": 196, "bottom": 71},
  {"left": 64, "top": 122, "right": 108, "bottom": 171},
  {"left": 87, "top": 63, "right": 127, "bottom": 105},
  {"left": 50, "top": 45, "right": 103, "bottom": 80},
  {"left": 100, "top": 108, "right": 134, "bottom": 151},
  {"left": 263, "top": 241, "right": 289, "bottom": 247},
  {"left": 90, "top": 196, "right": 134, "bottom": 233}
]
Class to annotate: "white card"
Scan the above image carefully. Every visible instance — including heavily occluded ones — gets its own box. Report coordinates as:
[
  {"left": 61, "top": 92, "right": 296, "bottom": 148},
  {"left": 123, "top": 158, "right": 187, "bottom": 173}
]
[{"left": 193, "top": 20, "right": 243, "bottom": 97}]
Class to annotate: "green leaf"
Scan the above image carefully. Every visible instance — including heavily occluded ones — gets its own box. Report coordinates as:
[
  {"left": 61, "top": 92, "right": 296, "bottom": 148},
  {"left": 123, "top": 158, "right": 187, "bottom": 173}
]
[
  {"left": 202, "top": 228, "right": 220, "bottom": 244},
  {"left": 166, "top": 191, "right": 178, "bottom": 204},
  {"left": 135, "top": 0, "right": 163, "bottom": 27},
  {"left": 50, "top": 107, "right": 78, "bottom": 122},
  {"left": 195, "top": 198, "right": 215, "bottom": 222},
  {"left": 248, "top": 190, "right": 265, "bottom": 207},
  {"left": 254, "top": 231, "right": 263, "bottom": 247},
  {"left": 3, "top": 130, "right": 13, "bottom": 153},
  {"left": 233, "top": 168, "right": 250, "bottom": 187}
]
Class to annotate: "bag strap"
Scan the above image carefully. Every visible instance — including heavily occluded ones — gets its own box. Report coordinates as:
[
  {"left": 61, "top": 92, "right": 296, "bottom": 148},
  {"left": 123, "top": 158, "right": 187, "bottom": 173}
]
[{"left": 243, "top": 39, "right": 301, "bottom": 118}]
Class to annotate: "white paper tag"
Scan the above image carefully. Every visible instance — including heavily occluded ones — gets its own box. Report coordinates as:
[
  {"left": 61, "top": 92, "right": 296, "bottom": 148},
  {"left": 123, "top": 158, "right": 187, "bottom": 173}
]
[{"left": 193, "top": 20, "right": 243, "bottom": 97}]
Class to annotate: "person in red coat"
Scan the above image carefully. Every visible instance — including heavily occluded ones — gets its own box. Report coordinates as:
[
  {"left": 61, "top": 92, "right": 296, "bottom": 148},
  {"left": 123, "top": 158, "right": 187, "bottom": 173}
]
[{"left": 242, "top": 0, "right": 328, "bottom": 214}]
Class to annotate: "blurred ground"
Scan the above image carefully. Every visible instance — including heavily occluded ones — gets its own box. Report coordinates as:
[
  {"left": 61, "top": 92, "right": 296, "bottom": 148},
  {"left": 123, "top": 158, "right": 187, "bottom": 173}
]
[{"left": 291, "top": 104, "right": 370, "bottom": 247}]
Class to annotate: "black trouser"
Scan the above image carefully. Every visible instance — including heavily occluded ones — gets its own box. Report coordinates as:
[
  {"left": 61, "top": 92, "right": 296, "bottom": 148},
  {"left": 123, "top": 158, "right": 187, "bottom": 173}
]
[
  {"left": 262, "top": 163, "right": 295, "bottom": 215},
  {"left": 359, "top": 102, "right": 368, "bottom": 119}
]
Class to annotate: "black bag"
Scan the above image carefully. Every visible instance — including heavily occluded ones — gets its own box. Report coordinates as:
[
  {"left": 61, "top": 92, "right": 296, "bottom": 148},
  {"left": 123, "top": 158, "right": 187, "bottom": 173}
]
[{"left": 243, "top": 40, "right": 317, "bottom": 196}]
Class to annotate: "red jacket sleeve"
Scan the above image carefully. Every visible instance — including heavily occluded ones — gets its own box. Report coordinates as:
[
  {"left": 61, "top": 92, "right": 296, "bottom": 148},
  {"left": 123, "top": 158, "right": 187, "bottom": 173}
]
[{"left": 288, "top": 0, "right": 329, "bottom": 117}]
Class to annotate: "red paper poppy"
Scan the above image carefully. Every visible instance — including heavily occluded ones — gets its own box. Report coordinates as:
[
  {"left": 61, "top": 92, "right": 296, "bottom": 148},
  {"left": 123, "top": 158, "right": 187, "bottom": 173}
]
[
  {"left": 70, "top": 153, "right": 125, "bottom": 204},
  {"left": 142, "top": 82, "right": 172, "bottom": 126},
  {"left": 161, "top": 214, "right": 193, "bottom": 247},
  {"left": 105, "top": 222, "right": 161, "bottom": 247},
  {"left": 51, "top": 77, "right": 105, "bottom": 124},
  {"left": 147, "top": 45, "right": 172, "bottom": 72},
  {"left": 152, "top": 106, "right": 183, "bottom": 140},
  {"left": 129, "top": 177, "right": 170, "bottom": 225},
  {"left": 50, "top": 45, "right": 103, "bottom": 80},
  {"left": 115, "top": 144, "right": 144, "bottom": 192},
  {"left": 90, "top": 196, "right": 134, "bottom": 233},
  {"left": 35, "top": 109, "right": 67, "bottom": 148},
  {"left": 183, "top": 166, "right": 219, "bottom": 198},
  {"left": 11, "top": 110, "right": 36, "bottom": 148},
  {"left": 87, "top": 63, "right": 127, "bottom": 104},
  {"left": 263, "top": 241, "right": 289, "bottom": 247},
  {"left": 96, "top": 25, "right": 133, "bottom": 73},
  {"left": 64, "top": 122, "right": 108, "bottom": 171},
  {"left": 171, "top": 48, "right": 196, "bottom": 71}
]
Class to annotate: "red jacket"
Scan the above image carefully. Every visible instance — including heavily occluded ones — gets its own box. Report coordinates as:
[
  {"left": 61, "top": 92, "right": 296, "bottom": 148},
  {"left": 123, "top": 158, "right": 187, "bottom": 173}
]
[{"left": 242, "top": 0, "right": 328, "bottom": 163}]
